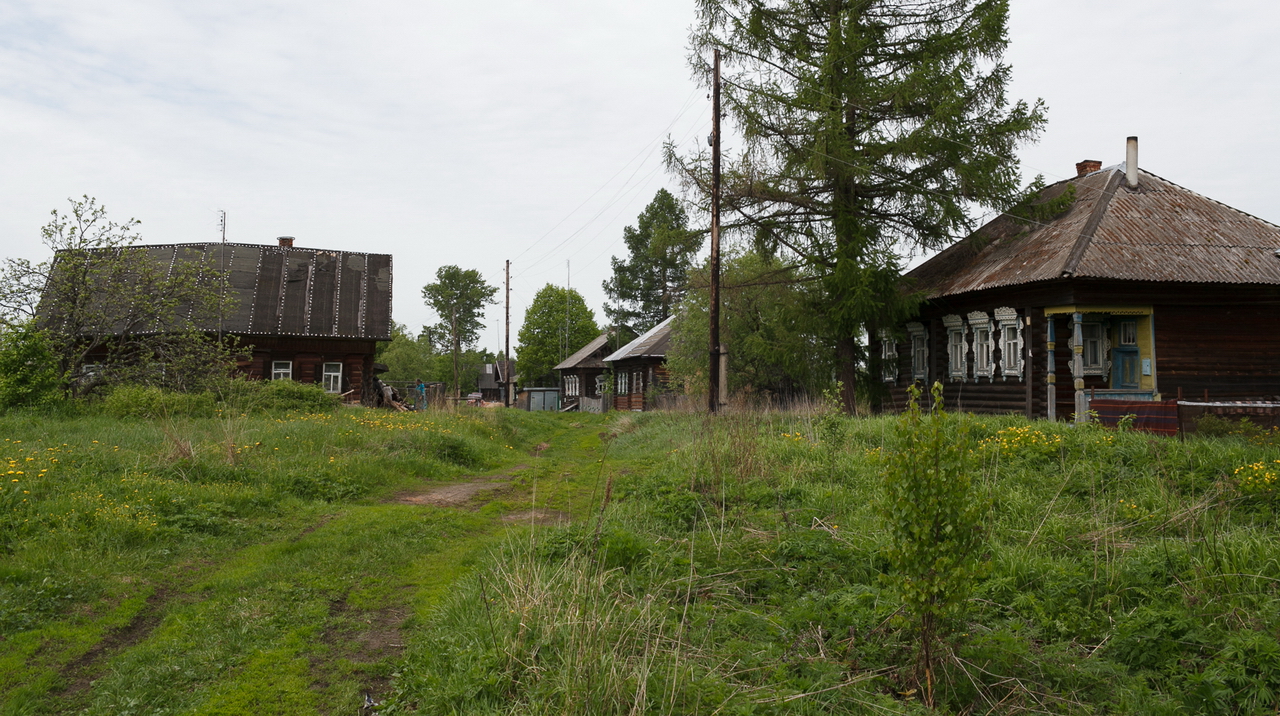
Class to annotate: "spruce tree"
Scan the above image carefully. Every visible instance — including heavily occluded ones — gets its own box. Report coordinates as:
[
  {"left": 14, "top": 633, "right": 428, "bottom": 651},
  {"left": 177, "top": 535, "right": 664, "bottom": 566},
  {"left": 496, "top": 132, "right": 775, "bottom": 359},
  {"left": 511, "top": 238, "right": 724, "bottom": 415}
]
[
  {"left": 672, "top": 0, "right": 1045, "bottom": 412},
  {"left": 602, "top": 189, "right": 701, "bottom": 333}
]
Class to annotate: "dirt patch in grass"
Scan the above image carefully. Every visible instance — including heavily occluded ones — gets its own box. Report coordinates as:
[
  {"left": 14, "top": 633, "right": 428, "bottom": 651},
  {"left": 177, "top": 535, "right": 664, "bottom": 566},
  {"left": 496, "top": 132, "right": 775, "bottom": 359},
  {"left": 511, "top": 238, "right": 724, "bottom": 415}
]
[
  {"left": 389, "top": 479, "right": 510, "bottom": 508},
  {"left": 501, "top": 509, "right": 571, "bottom": 526},
  {"left": 531, "top": 441, "right": 551, "bottom": 456},
  {"left": 57, "top": 587, "right": 169, "bottom": 696},
  {"left": 311, "top": 596, "right": 409, "bottom": 714},
  {"left": 293, "top": 513, "right": 337, "bottom": 541}
]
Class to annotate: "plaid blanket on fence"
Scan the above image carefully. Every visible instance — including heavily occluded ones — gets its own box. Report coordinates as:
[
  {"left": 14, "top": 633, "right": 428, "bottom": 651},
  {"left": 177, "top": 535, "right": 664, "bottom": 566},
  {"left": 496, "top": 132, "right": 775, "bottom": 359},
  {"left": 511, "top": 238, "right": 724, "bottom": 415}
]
[{"left": 1089, "top": 399, "right": 1180, "bottom": 436}]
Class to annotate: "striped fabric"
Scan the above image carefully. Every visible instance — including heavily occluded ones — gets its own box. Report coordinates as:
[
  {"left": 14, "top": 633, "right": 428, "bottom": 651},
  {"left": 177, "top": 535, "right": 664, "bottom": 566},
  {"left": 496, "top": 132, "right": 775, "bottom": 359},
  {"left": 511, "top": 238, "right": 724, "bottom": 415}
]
[{"left": 1090, "top": 399, "right": 1180, "bottom": 436}]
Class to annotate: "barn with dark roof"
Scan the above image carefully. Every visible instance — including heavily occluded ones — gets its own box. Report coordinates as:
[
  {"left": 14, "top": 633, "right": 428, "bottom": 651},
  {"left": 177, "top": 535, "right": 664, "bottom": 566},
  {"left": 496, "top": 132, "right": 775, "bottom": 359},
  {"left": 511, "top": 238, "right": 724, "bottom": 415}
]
[
  {"left": 44, "top": 237, "right": 393, "bottom": 401},
  {"left": 877, "top": 138, "right": 1280, "bottom": 420}
]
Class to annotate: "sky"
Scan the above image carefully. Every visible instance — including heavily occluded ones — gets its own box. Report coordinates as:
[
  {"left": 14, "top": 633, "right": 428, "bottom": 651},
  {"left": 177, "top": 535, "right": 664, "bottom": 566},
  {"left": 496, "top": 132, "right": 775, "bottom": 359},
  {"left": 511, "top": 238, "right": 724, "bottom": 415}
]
[{"left": 2, "top": 1, "right": 1277, "bottom": 355}]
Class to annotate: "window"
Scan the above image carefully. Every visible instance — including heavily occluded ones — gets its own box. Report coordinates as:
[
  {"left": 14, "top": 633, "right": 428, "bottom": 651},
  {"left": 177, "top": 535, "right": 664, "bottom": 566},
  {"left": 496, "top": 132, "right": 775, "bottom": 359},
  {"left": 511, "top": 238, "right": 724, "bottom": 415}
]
[
  {"left": 967, "top": 311, "right": 994, "bottom": 380},
  {"left": 943, "top": 314, "right": 968, "bottom": 381},
  {"left": 994, "top": 307, "right": 1023, "bottom": 381},
  {"left": 1082, "top": 323, "right": 1103, "bottom": 370},
  {"left": 1119, "top": 320, "right": 1137, "bottom": 346},
  {"left": 322, "top": 362, "right": 343, "bottom": 393},
  {"left": 879, "top": 329, "right": 898, "bottom": 383},
  {"left": 616, "top": 371, "right": 628, "bottom": 395},
  {"left": 272, "top": 360, "right": 293, "bottom": 381},
  {"left": 594, "top": 374, "right": 605, "bottom": 397},
  {"left": 565, "top": 375, "right": 579, "bottom": 397},
  {"left": 907, "top": 322, "right": 928, "bottom": 381}
]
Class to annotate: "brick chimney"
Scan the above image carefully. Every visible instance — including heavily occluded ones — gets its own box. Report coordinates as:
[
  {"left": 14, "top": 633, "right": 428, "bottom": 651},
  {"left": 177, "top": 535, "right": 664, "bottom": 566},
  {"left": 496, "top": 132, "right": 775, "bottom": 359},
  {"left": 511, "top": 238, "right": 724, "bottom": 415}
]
[
  {"left": 277, "top": 236, "right": 295, "bottom": 247},
  {"left": 1075, "top": 160, "right": 1102, "bottom": 177}
]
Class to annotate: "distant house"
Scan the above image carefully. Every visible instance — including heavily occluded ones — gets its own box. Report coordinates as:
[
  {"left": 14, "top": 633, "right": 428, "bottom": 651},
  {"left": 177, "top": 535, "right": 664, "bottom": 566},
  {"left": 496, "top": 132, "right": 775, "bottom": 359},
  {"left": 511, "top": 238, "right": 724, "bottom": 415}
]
[
  {"left": 477, "top": 360, "right": 515, "bottom": 403},
  {"left": 876, "top": 139, "right": 1280, "bottom": 420},
  {"left": 604, "top": 316, "right": 674, "bottom": 412},
  {"left": 42, "top": 237, "right": 393, "bottom": 402},
  {"left": 554, "top": 333, "right": 612, "bottom": 413}
]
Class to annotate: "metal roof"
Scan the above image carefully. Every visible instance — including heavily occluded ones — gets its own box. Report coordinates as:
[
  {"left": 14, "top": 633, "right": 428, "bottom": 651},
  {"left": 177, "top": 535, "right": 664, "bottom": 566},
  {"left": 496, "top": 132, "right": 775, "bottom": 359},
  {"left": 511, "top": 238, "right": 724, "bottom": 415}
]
[
  {"left": 603, "top": 316, "right": 674, "bottom": 363},
  {"left": 908, "top": 166, "right": 1280, "bottom": 297},
  {"left": 45, "top": 242, "right": 393, "bottom": 340},
  {"left": 554, "top": 333, "right": 610, "bottom": 371}
]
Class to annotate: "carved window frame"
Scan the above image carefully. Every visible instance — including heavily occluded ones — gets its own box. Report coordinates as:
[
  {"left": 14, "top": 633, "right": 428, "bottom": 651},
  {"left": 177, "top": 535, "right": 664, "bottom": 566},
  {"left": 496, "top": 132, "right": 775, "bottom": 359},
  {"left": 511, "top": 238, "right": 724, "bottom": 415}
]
[
  {"left": 879, "top": 329, "right": 898, "bottom": 384},
  {"left": 1069, "top": 320, "right": 1111, "bottom": 378},
  {"left": 967, "top": 311, "right": 995, "bottom": 380},
  {"left": 942, "top": 314, "right": 968, "bottom": 382},
  {"left": 907, "top": 322, "right": 928, "bottom": 381},
  {"left": 994, "top": 307, "right": 1024, "bottom": 381}
]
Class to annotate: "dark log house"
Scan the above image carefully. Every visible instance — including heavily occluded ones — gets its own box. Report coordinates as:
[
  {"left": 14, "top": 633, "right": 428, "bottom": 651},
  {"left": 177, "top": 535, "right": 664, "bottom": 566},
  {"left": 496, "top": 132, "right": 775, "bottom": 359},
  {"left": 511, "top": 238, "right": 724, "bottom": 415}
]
[{"left": 604, "top": 316, "right": 673, "bottom": 412}]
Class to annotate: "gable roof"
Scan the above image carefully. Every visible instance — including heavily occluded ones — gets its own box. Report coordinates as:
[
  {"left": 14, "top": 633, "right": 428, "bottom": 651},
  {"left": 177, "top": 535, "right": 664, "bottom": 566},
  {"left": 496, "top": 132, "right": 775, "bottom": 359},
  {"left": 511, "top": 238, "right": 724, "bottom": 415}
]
[
  {"left": 555, "top": 333, "right": 611, "bottom": 371},
  {"left": 908, "top": 165, "right": 1280, "bottom": 298},
  {"left": 44, "top": 242, "right": 393, "bottom": 340},
  {"left": 604, "top": 316, "right": 674, "bottom": 363}
]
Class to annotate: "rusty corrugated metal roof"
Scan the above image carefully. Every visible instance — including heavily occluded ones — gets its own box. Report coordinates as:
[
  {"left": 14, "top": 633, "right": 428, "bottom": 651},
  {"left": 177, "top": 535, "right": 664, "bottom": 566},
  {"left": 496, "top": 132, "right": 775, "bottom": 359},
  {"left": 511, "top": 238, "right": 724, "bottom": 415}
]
[
  {"left": 908, "top": 167, "right": 1280, "bottom": 297},
  {"left": 43, "top": 242, "right": 393, "bottom": 340}
]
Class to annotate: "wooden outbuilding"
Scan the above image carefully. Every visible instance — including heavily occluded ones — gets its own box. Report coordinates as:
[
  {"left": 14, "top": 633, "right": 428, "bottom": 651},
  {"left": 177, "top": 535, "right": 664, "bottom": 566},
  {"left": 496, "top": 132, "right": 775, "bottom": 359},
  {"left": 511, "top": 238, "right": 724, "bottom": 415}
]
[
  {"left": 604, "top": 317, "right": 673, "bottom": 412},
  {"left": 877, "top": 139, "right": 1280, "bottom": 420},
  {"left": 46, "top": 237, "right": 393, "bottom": 401}
]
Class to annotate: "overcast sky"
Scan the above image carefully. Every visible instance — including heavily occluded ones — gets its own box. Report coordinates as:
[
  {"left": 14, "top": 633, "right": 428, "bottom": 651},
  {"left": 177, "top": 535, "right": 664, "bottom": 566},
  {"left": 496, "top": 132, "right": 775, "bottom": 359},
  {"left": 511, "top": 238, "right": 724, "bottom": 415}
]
[{"left": 2, "top": 1, "right": 1277, "bottom": 355}]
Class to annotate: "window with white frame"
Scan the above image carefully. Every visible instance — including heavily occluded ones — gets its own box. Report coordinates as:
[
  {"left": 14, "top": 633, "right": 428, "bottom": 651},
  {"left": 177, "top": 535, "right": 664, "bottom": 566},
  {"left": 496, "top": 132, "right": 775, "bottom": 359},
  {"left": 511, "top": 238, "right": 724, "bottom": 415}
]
[
  {"left": 616, "top": 371, "right": 628, "bottom": 395},
  {"left": 1119, "top": 320, "right": 1137, "bottom": 346},
  {"left": 272, "top": 360, "right": 293, "bottom": 381},
  {"left": 1082, "top": 323, "right": 1105, "bottom": 373},
  {"left": 322, "top": 362, "right": 343, "bottom": 393},
  {"left": 993, "top": 307, "right": 1023, "bottom": 380},
  {"left": 594, "top": 374, "right": 605, "bottom": 396},
  {"left": 565, "top": 375, "right": 579, "bottom": 397},
  {"left": 906, "top": 322, "right": 928, "bottom": 381},
  {"left": 879, "top": 329, "right": 898, "bottom": 383},
  {"left": 942, "top": 314, "right": 968, "bottom": 381},
  {"left": 967, "top": 311, "right": 995, "bottom": 380}
]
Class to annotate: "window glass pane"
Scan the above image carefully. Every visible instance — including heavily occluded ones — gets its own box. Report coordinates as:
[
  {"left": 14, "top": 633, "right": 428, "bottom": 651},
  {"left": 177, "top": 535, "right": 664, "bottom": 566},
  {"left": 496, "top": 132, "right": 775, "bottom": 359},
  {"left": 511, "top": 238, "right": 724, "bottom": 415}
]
[
  {"left": 322, "top": 362, "right": 342, "bottom": 393},
  {"left": 272, "top": 361, "right": 292, "bottom": 381},
  {"left": 1120, "top": 321, "right": 1137, "bottom": 345}
]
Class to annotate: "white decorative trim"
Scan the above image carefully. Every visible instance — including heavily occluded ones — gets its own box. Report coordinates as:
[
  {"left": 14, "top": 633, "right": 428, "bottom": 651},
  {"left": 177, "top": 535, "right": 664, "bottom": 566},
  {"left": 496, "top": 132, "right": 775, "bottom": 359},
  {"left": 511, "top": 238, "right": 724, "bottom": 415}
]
[
  {"left": 994, "top": 307, "right": 1024, "bottom": 381},
  {"left": 906, "top": 322, "right": 928, "bottom": 381},
  {"left": 1068, "top": 320, "right": 1111, "bottom": 378},
  {"left": 879, "top": 329, "right": 898, "bottom": 384},
  {"left": 942, "top": 314, "right": 968, "bottom": 382},
  {"left": 967, "top": 311, "right": 995, "bottom": 380}
]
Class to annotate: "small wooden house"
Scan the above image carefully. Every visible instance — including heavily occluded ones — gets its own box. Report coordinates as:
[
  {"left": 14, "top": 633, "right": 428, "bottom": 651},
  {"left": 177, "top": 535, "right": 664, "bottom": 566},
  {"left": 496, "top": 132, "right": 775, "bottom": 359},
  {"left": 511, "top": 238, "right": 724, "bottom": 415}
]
[
  {"left": 877, "top": 139, "right": 1280, "bottom": 420},
  {"left": 604, "top": 317, "right": 673, "bottom": 412},
  {"left": 47, "top": 237, "right": 393, "bottom": 401},
  {"left": 554, "top": 333, "right": 612, "bottom": 413}
]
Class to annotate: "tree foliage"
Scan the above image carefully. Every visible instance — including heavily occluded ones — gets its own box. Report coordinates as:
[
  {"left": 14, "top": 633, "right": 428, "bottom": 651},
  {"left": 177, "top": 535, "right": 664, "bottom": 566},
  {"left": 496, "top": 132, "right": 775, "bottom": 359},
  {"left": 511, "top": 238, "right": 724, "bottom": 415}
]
[
  {"left": 517, "top": 285, "right": 598, "bottom": 388},
  {"left": 0, "top": 323, "right": 61, "bottom": 409},
  {"left": 668, "top": 250, "right": 835, "bottom": 400},
  {"left": 602, "top": 189, "right": 702, "bottom": 333},
  {"left": 375, "top": 322, "right": 494, "bottom": 393},
  {"left": 0, "top": 197, "right": 233, "bottom": 397},
  {"left": 670, "top": 0, "right": 1045, "bottom": 411},
  {"left": 421, "top": 266, "right": 498, "bottom": 397}
]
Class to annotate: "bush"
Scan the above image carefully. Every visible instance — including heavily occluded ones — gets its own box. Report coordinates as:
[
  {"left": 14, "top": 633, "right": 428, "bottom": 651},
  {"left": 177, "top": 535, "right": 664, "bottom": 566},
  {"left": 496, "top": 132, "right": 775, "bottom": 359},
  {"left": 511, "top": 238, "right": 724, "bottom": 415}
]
[
  {"left": 102, "top": 385, "right": 217, "bottom": 418},
  {"left": 0, "top": 324, "right": 61, "bottom": 409},
  {"left": 225, "top": 379, "right": 341, "bottom": 413}
]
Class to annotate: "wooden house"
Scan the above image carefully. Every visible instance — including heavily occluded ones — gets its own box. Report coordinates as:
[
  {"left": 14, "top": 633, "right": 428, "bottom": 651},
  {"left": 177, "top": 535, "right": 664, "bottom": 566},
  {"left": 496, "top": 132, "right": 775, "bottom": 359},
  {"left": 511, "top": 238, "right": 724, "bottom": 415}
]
[
  {"left": 46, "top": 237, "right": 393, "bottom": 401},
  {"left": 877, "top": 138, "right": 1280, "bottom": 420},
  {"left": 554, "top": 333, "right": 612, "bottom": 413},
  {"left": 477, "top": 360, "right": 515, "bottom": 403},
  {"left": 604, "top": 316, "right": 673, "bottom": 411}
]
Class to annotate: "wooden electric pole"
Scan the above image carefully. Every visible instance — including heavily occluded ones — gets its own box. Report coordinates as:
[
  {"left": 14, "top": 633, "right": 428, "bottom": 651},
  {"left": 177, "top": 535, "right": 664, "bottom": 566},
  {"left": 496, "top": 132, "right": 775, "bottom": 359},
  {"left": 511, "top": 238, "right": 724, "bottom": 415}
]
[
  {"left": 504, "top": 259, "right": 511, "bottom": 408},
  {"left": 708, "top": 49, "right": 722, "bottom": 414}
]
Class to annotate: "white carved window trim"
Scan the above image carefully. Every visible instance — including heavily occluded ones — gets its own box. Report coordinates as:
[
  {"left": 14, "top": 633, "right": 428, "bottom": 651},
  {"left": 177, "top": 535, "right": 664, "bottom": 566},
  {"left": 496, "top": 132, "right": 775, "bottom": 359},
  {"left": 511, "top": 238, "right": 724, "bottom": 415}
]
[
  {"left": 906, "top": 322, "right": 928, "bottom": 381},
  {"left": 879, "top": 329, "right": 898, "bottom": 384},
  {"left": 1069, "top": 321, "right": 1110, "bottom": 378},
  {"left": 994, "top": 307, "right": 1023, "bottom": 381},
  {"left": 967, "top": 311, "right": 995, "bottom": 380},
  {"left": 942, "top": 314, "right": 968, "bottom": 382},
  {"left": 616, "top": 371, "right": 628, "bottom": 395}
]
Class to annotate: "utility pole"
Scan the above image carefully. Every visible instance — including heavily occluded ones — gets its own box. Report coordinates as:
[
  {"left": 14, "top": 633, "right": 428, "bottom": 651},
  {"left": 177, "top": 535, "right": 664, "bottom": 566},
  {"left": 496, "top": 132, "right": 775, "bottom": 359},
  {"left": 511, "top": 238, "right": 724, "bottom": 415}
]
[
  {"left": 504, "top": 260, "right": 511, "bottom": 408},
  {"left": 218, "top": 210, "right": 227, "bottom": 344},
  {"left": 564, "top": 260, "right": 571, "bottom": 361},
  {"left": 708, "top": 48, "right": 722, "bottom": 414}
]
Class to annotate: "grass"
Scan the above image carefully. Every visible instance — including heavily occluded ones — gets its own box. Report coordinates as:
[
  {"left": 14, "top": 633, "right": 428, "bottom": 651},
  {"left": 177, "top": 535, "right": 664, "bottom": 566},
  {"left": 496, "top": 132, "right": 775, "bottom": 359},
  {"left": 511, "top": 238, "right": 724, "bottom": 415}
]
[{"left": 4, "top": 403, "right": 1280, "bottom": 714}]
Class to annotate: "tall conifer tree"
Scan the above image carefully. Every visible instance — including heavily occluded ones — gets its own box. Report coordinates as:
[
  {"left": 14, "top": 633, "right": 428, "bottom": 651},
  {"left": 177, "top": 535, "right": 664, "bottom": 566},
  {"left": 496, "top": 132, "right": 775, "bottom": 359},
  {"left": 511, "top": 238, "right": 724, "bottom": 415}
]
[
  {"left": 671, "top": 0, "right": 1045, "bottom": 411},
  {"left": 603, "top": 189, "right": 701, "bottom": 333}
]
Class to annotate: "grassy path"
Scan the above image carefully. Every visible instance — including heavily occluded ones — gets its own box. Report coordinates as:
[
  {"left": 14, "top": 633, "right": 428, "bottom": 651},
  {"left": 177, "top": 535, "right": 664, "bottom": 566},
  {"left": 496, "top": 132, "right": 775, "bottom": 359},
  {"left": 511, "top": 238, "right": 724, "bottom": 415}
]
[{"left": 2, "top": 412, "right": 612, "bottom": 716}]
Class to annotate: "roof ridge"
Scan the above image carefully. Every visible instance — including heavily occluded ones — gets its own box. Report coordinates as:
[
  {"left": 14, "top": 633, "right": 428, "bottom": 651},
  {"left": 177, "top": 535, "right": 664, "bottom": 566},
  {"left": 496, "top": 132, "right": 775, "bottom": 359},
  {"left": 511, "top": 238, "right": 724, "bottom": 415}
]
[
  {"left": 1137, "top": 168, "right": 1280, "bottom": 232},
  {"left": 1061, "top": 169, "right": 1123, "bottom": 277}
]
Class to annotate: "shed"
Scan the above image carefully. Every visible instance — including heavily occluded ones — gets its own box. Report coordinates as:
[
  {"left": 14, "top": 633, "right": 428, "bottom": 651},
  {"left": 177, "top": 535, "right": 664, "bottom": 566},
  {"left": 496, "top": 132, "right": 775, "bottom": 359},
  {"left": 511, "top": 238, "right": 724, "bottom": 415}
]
[
  {"left": 603, "top": 316, "right": 674, "bottom": 411},
  {"left": 877, "top": 139, "right": 1280, "bottom": 420}
]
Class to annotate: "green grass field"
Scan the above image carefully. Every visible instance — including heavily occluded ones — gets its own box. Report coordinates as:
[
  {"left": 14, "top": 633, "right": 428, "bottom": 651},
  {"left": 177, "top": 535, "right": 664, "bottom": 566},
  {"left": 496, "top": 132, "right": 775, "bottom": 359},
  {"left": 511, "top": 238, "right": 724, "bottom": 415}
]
[{"left": 1, "top": 403, "right": 1278, "bottom": 715}]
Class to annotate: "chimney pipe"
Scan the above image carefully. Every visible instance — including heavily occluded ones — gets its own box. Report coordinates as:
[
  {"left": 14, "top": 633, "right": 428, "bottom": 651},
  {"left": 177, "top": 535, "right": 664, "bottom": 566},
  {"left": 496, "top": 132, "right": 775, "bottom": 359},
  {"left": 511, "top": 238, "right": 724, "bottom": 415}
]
[
  {"left": 1075, "top": 160, "right": 1102, "bottom": 177},
  {"left": 1125, "top": 136, "right": 1139, "bottom": 189},
  {"left": 277, "top": 236, "right": 295, "bottom": 247}
]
